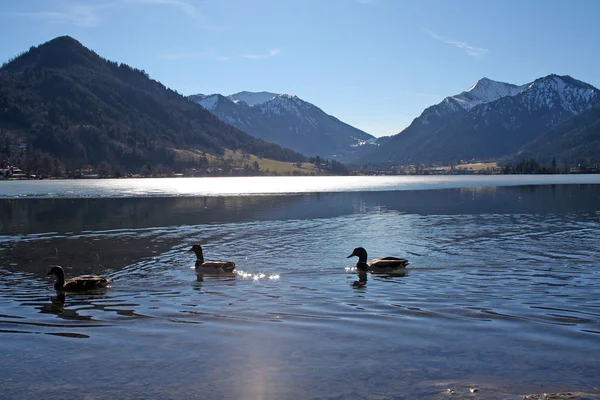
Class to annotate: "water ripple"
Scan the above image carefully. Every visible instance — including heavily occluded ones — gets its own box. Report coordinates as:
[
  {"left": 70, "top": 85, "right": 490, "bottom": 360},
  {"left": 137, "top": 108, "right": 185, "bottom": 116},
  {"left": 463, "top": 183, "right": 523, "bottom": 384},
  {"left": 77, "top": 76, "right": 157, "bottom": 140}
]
[{"left": 0, "top": 187, "right": 599, "bottom": 399}]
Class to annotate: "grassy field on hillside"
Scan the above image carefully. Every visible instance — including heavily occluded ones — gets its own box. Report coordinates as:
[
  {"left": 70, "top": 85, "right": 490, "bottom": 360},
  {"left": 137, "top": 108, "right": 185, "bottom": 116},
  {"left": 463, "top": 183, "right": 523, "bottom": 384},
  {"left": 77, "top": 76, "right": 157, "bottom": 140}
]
[
  {"left": 221, "top": 150, "right": 319, "bottom": 174},
  {"left": 170, "top": 148, "right": 320, "bottom": 175}
]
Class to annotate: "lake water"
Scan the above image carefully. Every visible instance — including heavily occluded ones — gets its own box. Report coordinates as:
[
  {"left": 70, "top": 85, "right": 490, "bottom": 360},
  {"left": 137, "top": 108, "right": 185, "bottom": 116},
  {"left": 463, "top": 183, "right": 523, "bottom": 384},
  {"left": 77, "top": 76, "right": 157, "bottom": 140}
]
[{"left": 1, "top": 176, "right": 599, "bottom": 399}]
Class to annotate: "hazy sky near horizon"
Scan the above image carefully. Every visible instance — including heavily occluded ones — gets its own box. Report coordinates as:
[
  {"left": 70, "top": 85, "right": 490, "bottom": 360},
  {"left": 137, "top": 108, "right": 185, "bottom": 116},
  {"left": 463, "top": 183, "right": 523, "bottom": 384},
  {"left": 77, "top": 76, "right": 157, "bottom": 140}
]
[{"left": 1, "top": 0, "right": 599, "bottom": 137}]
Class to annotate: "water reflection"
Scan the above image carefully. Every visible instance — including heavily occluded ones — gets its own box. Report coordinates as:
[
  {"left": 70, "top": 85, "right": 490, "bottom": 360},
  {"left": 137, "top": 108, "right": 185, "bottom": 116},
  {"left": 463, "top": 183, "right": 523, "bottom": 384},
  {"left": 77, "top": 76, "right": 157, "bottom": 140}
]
[
  {"left": 352, "top": 271, "right": 368, "bottom": 288},
  {"left": 1, "top": 185, "right": 599, "bottom": 237},
  {"left": 37, "top": 292, "right": 111, "bottom": 322},
  {"left": 0, "top": 184, "right": 599, "bottom": 399},
  {"left": 350, "top": 269, "right": 409, "bottom": 288},
  {"left": 38, "top": 292, "right": 66, "bottom": 317},
  {"left": 35, "top": 290, "right": 125, "bottom": 321}
]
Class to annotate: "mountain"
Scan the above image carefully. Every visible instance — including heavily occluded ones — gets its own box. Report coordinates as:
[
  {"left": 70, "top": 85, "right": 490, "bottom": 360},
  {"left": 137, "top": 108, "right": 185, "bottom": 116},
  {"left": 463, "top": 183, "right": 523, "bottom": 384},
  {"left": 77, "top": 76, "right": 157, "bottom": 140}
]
[
  {"left": 229, "top": 91, "right": 279, "bottom": 106},
  {"left": 516, "top": 102, "right": 600, "bottom": 165},
  {"left": 0, "top": 36, "right": 304, "bottom": 175},
  {"left": 188, "top": 91, "right": 376, "bottom": 160},
  {"left": 422, "top": 77, "right": 526, "bottom": 120},
  {"left": 357, "top": 74, "right": 600, "bottom": 165}
]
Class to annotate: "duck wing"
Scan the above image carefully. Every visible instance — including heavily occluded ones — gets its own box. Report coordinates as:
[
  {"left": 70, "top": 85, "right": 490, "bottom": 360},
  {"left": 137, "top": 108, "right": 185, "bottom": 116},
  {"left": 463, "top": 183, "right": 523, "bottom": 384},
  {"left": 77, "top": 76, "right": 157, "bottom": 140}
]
[
  {"left": 221, "top": 261, "right": 236, "bottom": 272},
  {"left": 369, "top": 257, "right": 410, "bottom": 270},
  {"left": 64, "top": 275, "right": 111, "bottom": 291},
  {"left": 197, "top": 261, "right": 236, "bottom": 274},
  {"left": 374, "top": 257, "right": 407, "bottom": 261}
]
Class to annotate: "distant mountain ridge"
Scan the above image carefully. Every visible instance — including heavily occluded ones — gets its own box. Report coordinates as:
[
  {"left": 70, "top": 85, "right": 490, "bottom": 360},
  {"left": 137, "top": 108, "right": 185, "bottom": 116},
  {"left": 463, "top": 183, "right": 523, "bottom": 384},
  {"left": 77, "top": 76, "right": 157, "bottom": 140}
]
[
  {"left": 358, "top": 74, "right": 600, "bottom": 166},
  {"left": 0, "top": 36, "right": 305, "bottom": 175},
  {"left": 2, "top": 35, "right": 597, "bottom": 174},
  {"left": 188, "top": 91, "right": 376, "bottom": 160},
  {"left": 188, "top": 91, "right": 280, "bottom": 110}
]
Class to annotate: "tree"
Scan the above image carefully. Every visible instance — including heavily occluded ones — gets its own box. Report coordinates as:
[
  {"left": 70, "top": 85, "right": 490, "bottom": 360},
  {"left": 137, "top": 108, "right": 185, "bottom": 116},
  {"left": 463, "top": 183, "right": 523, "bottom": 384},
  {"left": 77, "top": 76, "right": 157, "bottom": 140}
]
[
  {"left": 98, "top": 161, "right": 112, "bottom": 178},
  {"left": 140, "top": 163, "right": 152, "bottom": 177},
  {"left": 52, "top": 158, "right": 63, "bottom": 177}
]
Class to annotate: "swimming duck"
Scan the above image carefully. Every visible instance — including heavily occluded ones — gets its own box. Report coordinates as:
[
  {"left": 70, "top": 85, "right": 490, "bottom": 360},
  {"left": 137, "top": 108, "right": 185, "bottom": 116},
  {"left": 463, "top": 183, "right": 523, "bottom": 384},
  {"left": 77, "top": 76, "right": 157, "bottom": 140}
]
[
  {"left": 188, "top": 244, "right": 236, "bottom": 277},
  {"left": 347, "top": 247, "right": 409, "bottom": 273},
  {"left": 46, "top": 265, "right": 111, "bottom": 291}
]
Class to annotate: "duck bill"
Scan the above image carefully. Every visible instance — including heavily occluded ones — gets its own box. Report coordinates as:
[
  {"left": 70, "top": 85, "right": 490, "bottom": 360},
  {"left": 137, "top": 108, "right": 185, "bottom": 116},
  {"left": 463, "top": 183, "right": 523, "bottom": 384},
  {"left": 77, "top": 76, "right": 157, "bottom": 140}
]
[{"left": 346, "top": 253, "right": 355, "bottom": 258}]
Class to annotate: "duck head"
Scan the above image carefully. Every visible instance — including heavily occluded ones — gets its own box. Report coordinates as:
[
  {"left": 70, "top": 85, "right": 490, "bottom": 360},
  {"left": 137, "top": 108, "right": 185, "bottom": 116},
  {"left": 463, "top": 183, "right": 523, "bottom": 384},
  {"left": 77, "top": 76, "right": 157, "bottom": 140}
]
[
  {"left": 46, "top": 265, "right": 65, "bottom": 279},
  {"left": 347, "top": 247, "right": 369, "bottom": 271},
  {"left": 46, "top": 265, "right": 66, "bottom": 289},
  {"left": 188, "top": 244, "right": 204, "bottom": 263},
  {"left": 347, "top": 247, "right": 368, "bottom": 262}
]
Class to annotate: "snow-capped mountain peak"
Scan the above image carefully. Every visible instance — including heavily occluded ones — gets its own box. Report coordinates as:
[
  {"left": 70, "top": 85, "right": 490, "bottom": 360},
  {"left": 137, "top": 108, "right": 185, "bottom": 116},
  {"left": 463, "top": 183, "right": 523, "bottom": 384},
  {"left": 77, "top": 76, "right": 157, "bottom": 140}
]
[
  {"left": 518, "top": 74, "right": 599, "bottom": 115},
  {"left": 188, "top": 93, "right": 233, "bottom": 111},
  {"left": 187, "top": 90, "right": 374, "bottom": 159},
  {"left": 258, "top": 94, "right": 310, "bottom": 117},
  {"left": 417, "top": 73, "right": 600, "bottom": 136},
  {"left": 420, "top": 77, "right": 528, "bottom": 122},
  {"left": 198, "top": 94, "right": 219, "bottom": 111},
  {"left": 457, "top": 77, "right": 526, "bottom": 110},
  {"left": 228, "top": 91, "right": 279, "bottom": 106},
  {"left": 361, "top": 73, "right": 600, "bottom": 166}
]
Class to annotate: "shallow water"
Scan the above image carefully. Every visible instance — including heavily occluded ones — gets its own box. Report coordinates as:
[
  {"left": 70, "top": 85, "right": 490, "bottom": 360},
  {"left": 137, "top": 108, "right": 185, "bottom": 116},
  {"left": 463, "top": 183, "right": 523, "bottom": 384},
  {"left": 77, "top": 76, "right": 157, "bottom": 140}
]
[{"left": 1, "top": 178, "right": 600, "bottom": 399}]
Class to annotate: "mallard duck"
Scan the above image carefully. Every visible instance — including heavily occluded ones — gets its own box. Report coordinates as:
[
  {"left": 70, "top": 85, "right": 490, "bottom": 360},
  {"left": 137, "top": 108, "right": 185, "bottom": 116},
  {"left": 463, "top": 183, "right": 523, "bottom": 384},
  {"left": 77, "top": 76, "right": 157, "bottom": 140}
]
[
  {"left": 188, "top": 245, "right": 236, "bottom": 277},
  {"left": 46, "top": 265, "right": 111, "bottom": 291},
  {"left": 347, "top": 247, "right": 409, "bottom": 273}
]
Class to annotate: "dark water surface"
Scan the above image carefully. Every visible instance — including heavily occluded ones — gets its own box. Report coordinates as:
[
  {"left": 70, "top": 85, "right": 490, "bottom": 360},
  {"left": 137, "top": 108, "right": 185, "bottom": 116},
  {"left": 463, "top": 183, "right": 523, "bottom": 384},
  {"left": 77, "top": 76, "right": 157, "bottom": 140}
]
[{"left": 1, "top": 178, "right": 600, "bottom": 399}]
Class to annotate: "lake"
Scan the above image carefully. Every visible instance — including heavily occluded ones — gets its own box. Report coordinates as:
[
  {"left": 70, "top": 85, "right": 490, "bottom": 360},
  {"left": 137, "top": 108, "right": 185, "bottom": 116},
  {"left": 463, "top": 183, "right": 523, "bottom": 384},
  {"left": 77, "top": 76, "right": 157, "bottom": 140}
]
[{"left": 1, "top": 175, "right": 599, "bottom": 399}]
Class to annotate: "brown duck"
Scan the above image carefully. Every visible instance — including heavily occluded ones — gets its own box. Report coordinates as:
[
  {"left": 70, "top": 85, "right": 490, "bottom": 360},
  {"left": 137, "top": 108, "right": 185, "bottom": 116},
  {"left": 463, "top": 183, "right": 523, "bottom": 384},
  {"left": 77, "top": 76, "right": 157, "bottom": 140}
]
[
  {"left": 347, "top": 247, "right": 409, "bottom": 273},
  {"left": 188, "top": 244, "right": 236, "bottom": 278},
  {"left": 46, "top": 265, "right": 111, "bottom": 291}
]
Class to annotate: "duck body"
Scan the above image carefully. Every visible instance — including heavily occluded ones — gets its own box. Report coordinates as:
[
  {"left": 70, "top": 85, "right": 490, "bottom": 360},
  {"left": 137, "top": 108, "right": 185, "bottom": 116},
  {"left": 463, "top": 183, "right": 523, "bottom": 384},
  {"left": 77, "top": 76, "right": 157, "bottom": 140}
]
[
  {"left": 194, "top": 259, "right": 236, "bottom": 274},
  {"left": 46, "top": 266, "right": 111, "bottom": 291},
  {"left": 347, "top": 247, "right": 409, "bottom": 273},
  {"left": 189, "top": 245, "right": 236, "bottom": 277}
]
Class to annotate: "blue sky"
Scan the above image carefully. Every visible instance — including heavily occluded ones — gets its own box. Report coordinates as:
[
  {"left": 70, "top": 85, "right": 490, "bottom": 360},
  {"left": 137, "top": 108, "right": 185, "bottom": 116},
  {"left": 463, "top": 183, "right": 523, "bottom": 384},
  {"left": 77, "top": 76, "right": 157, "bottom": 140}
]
[{"left": 1, "top": 0, "right": 599, "bottom": 137}]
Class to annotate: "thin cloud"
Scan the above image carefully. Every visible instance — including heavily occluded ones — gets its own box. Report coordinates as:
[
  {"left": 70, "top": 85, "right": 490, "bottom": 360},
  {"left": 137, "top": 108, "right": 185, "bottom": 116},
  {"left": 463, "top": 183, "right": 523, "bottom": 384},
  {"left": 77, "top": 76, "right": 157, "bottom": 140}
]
[
  {"left": 122, "top": 0, "right": 197, "bottom": 18},
  {"left": 17, "top": 4, "right": 111, "bottom": 27},
  {"left": 242, "top": 49, "right": 280, "bottom": 60},
  {"left": 426, "top": 29, "right": 489, "bottom": 57},
  {"left": 14, "top": 0, "right": 199, "bottom": 28}
]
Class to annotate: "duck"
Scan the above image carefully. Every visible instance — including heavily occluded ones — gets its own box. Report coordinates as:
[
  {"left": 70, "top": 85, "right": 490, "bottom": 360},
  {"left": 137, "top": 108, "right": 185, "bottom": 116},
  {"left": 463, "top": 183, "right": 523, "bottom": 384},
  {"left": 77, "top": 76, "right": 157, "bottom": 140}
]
[
  {"left": 46, "top": 265, "right": 111, "bottom": 291},
  {"left": 347, "top": 247, "right": 410, "bottom": 273},
  {"left": 188, "top": 244, "right": 236, "bottom": 278}
]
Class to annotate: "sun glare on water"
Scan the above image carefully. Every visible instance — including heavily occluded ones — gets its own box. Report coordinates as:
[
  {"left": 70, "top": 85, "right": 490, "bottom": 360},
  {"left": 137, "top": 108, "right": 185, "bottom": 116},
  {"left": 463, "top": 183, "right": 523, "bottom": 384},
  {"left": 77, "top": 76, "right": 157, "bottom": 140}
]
[
  {"left": 236, "top": 270, "right": 280, "bottom": 281},
  {"left": 101, "top": 176, "right": 425, "bottom": 197}
]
